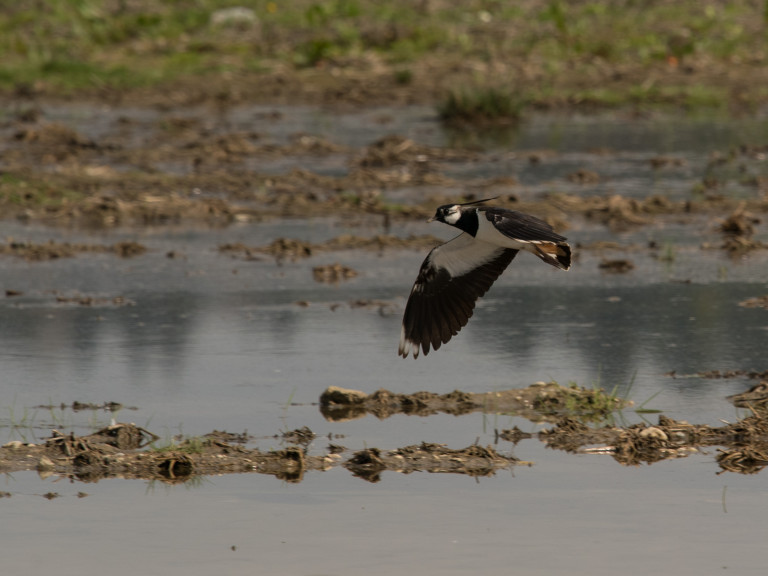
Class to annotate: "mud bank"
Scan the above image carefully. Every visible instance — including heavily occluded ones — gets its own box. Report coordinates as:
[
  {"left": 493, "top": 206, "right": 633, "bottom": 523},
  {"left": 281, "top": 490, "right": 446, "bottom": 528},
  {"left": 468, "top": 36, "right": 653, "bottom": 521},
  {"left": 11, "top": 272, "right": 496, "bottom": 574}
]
[
  {"left": 319, "top": 382, "right": 628, "bottom": 422},
  {"left": 0, "top": 422, "right": 518, "bottom": 485},
  {"left": 3, "top": 382, "right": 768, "bottom": 488}
]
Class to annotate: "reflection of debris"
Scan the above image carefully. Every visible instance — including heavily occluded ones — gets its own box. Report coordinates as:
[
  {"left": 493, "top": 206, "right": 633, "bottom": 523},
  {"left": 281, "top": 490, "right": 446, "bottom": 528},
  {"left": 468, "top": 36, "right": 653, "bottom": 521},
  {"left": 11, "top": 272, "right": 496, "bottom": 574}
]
[
  {"left": 344, "top": 442, "right": 518, "bottom": 483},
  {"left": 598, "top": 258, "right": 634, "bottom": 273},
  {"left": 313, "top": 263, "right": 358, "bottom": 283}
]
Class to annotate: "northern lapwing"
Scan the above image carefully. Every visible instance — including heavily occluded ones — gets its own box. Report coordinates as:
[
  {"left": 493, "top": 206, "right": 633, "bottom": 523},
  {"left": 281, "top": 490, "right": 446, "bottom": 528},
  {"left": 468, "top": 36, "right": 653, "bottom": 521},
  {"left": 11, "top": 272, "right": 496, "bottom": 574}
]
[{"left": 399, "top": 198, "right": 571, "bottom": 358}]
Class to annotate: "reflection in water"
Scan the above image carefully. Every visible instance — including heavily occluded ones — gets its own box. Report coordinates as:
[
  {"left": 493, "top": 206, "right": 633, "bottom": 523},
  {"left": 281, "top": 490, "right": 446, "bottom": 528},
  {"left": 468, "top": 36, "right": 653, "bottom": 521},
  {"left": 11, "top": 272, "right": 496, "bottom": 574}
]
[
  {"left": 1, "top": 276, "right": 765, "bottom": 432},
  {"left": 470, "top": 282, "right": 768, "bottom": 401}
]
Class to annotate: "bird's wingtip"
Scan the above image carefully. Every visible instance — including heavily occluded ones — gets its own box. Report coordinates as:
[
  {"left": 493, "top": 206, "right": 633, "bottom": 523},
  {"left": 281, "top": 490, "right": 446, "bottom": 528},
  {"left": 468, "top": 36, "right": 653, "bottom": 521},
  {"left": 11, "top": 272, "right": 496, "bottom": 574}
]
[{"left": 398, "top": 330, "right": 421, "bottom": 359}]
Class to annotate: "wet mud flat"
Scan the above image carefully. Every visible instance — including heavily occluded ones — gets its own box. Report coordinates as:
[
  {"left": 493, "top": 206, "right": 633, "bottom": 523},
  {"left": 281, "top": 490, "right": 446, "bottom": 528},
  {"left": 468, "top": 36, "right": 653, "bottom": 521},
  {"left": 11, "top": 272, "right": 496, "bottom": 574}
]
[
  {"left": 2, "top": 102, "right": 768, "bottom": 255},
  {"left": 4, "top": 381, "right": 768, "bottom": 491}
]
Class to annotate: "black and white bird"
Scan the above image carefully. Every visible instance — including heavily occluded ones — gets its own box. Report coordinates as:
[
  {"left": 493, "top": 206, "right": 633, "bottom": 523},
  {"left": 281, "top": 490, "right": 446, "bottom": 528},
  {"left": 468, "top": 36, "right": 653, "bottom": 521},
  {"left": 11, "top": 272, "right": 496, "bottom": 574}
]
[{"left": 399, "top": 198, "right": 571, "bottom": 358}]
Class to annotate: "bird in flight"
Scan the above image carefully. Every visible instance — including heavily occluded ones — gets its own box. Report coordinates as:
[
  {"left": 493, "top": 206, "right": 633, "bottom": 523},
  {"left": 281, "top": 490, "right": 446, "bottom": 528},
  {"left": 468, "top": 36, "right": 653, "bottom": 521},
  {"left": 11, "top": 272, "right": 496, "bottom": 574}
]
[{"left": 399, "top": 198, "right": 571, "bottom": 358}]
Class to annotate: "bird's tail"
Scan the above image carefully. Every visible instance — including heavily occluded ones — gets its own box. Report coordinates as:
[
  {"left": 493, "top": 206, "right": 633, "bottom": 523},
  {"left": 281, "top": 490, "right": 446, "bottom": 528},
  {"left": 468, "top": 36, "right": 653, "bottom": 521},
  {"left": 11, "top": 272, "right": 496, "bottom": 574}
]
[{"left": 530, "top": 241, "right": 571, "bottom": 271}]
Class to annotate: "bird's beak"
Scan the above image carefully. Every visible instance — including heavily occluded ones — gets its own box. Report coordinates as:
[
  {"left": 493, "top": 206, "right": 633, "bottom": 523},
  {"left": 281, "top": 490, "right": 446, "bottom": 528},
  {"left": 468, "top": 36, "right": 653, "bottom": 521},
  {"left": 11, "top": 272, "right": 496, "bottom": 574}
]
[{"left": 427, "top": 216, "right": 435, "bottom": 223}]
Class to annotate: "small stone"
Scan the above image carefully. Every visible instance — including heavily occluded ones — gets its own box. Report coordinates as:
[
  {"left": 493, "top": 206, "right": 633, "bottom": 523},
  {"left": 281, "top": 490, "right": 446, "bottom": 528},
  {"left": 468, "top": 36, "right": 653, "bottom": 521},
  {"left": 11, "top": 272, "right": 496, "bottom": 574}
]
[
  {"left": 37, "top": 456, "right": 55, "bottom": 471},
  {"left": 639, "top": 427, "right": 668, "bottom": 441},
  {"left": 319, "top": 386, "right": 368, "bottom": 406}
]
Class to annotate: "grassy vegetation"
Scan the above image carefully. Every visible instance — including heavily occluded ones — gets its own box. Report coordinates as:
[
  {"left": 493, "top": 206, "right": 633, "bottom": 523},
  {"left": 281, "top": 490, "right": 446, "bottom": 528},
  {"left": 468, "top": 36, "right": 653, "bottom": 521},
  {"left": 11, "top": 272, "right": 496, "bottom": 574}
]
[
  {"left": 438, "top": 88, "right": 524, "bottom": 125},
  {"left": 0, "top": 173, "right": 85, "bottom": 209},
  {"left": 151, "top": 435, "right": 207, "bottom": 455},
  {"left": 1, "top": 1, "right": 767, "bottom": 110},
  {"left": 533, "top": 381, "right": 628, "bottom": 422}
]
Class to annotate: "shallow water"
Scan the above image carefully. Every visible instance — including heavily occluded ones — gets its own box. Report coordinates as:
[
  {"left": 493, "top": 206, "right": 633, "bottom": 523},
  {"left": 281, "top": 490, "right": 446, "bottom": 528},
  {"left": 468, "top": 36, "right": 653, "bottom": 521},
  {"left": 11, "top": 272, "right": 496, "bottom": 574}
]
[{"left": 2, "top": 109, "right": 768, "bottom": 575}]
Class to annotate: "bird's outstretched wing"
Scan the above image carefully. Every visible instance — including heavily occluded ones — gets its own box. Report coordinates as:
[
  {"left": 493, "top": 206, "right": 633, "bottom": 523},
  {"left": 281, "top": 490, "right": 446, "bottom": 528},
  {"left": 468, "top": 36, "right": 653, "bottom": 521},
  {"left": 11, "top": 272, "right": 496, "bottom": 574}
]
[
  {"left": 481, "top": 207, "right": 567, "bottom": 243},
  {"left": 399, "top": 233, "right": 518, "bottom": 358},
  {"left": 481, "top": 207, "right": 571, "bottom": 270}
]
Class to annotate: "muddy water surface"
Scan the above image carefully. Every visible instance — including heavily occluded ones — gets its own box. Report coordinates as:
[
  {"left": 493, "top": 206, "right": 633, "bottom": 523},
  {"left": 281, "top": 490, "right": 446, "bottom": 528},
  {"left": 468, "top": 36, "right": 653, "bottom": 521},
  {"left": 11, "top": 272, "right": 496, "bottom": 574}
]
[{"left": 1, "top": 110, "right": 768, "bottom": 575}]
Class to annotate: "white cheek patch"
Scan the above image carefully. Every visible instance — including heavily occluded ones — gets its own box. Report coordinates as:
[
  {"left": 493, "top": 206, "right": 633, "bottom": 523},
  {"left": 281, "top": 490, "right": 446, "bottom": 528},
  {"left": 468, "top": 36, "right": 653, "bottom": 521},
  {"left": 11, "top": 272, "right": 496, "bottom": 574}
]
[{"left": 444, "top": 210, "right": 461, "bottom": 225}]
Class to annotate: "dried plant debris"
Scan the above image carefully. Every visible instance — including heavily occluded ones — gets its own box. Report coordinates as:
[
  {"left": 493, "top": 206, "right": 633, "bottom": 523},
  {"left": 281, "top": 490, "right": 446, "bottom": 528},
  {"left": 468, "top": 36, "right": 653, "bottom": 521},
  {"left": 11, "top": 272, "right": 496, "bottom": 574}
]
[
  {"left": 280, "top": 426, "right": 316, "bottom": 447},
  {"left": 716, "top": 446, "right": 768, "bottom": 475},
  {"left": 353, "top": 135, "right": 477, "bottom": 169},
  {"left": 739, "top": 295, "right": 768, "bottom": 309},
  {"left": 549, "top": 193, "right": 679, "bottom": 230},
  {"left": 727, "top": 381, "right": 768, "bottom": 408},
  {"left": 203, "top": 430, "right": 251, "bottom": 444},
  {"left": 312, "top": 263, "right": 358, "bottom": 283},
  {"left": 220, "top": 234, "right": 442, "bottom": 262},
  {"left": 598, "top": 258, "right": 635, "bottom": 273},
  {"left": 666, "top": 369, "right": 768, "bottom": 380},
  {"left": 711, "top": 207, "right": 768, "bottom": 253},
  {"left": 719, "top": 208, "right": 760, "bottom": 237},
  {"left": 496, "top": 426, "right": 534, "bottom": 444},
  {"left": 0, "top": 424, "right": 516, "bottom": 484},
  {"left": 55, "top": 294, "right": 135, "bottom": 307},
  {"left": 0, "top": 240, "right": 147, "bottom": 261},
  {"left": 649, "top": 156, "right": 686, "bottom": 169},
  {"left": 34, "top": 401, "right": 135, "bottom": 412},
  {"left": 540, "top": 413, "right": 768, "bottom": 474},
  {"left": 6, "top": 388, "right": 768, "bottom": 482},
  {"left": 567, "top": 169, "right": 600, "bottom": 184}
]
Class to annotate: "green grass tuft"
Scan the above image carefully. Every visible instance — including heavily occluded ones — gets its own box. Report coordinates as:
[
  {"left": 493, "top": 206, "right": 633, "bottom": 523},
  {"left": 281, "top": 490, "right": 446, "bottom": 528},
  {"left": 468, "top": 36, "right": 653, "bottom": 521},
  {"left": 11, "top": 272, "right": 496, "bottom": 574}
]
[{"left": 437, "top": 88, "right": 524, "bottom": 125}]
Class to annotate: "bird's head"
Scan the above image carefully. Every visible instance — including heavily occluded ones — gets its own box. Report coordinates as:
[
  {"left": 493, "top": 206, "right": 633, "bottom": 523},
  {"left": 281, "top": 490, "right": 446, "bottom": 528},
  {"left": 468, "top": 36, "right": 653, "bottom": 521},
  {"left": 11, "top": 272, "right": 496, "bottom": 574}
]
[
  {"left": 427, "top": 196, "right": 498, "bottom": 225},
  {"left": 428, "top": 204, "right": 461, "bottom": 225}
]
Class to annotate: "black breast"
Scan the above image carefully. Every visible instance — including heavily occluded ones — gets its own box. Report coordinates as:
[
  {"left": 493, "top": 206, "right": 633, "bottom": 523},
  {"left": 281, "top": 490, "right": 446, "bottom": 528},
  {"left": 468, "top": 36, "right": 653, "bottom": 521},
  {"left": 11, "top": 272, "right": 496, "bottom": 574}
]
[{"left": 454, "top": 210, "right": 479, "bottom": 237}]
